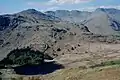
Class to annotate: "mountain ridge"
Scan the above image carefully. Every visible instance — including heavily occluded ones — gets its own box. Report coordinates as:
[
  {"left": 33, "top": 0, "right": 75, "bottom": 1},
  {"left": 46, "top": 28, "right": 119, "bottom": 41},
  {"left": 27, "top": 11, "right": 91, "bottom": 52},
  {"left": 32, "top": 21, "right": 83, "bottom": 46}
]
[{"left": 0, "top": 8, "right": 120, "bottom": 60}]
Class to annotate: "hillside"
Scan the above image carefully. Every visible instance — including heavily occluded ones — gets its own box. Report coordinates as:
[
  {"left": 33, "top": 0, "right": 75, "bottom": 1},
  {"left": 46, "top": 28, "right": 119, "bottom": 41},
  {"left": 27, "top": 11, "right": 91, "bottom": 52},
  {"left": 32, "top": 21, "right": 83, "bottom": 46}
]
[
  {"left": 0, "top": 8, "right": 120, "bottom": 61},
  {"left": 0, "top": 9, "right": 86, "bottom": 60},
  {"left": 43, "top": 65, "right": 120, "bottom": 80},
  {"left": 82, "top": 8, "right": 120, "bottom": 35}
]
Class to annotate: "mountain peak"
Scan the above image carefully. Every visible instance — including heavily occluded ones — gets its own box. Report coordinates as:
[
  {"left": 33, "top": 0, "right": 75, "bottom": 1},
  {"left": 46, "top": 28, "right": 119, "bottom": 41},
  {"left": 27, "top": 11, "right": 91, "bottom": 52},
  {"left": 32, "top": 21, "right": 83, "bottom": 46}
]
[
  {"left": 95, "top": 8, "right": 120, "bottom": 12},
  {"left": 56, "top": 10, "right": 70, "bottom": 13},
  {"left": 95, "top": 8, "right": 106, "bottom": 12},
  {"left": 71, "top": 10, "right": 81, "bottom": 13},
  {"left": 19, "top": 9, "right": 43, "bottom": 15},
  {"left": 25, "top": 9, "right": 37, "bottom": 11},
  {"left": 23, "top": 9, "right": 37, "bottom": 12}
]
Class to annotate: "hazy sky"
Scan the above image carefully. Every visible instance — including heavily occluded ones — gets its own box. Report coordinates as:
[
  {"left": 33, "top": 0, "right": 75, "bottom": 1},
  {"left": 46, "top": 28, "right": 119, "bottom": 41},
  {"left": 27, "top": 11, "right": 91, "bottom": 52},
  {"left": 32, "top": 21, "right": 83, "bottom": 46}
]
[{"left": 0, "top": 0, "right": 120, "bottom": 14}]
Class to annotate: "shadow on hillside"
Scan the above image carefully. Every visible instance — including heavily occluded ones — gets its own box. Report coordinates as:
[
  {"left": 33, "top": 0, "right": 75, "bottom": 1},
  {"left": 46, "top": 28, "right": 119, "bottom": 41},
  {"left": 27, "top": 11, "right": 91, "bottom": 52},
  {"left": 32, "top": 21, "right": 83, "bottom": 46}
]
[{"left": 13, "top": 62, "right": 64, "bottom": 75}]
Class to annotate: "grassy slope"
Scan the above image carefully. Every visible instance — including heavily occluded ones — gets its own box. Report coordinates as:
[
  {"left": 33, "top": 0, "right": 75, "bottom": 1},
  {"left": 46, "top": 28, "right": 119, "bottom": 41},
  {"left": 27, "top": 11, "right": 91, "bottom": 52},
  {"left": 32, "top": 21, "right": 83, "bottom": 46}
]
[{"left": 44, "top": 65, "right": 120, "bottom": 80}]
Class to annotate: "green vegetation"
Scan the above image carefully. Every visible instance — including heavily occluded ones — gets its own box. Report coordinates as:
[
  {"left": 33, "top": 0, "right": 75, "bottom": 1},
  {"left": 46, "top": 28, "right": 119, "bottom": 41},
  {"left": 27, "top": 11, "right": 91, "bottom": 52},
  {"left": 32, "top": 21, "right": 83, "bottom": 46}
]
[
  {"left": 0, "top": 47, "right": 53, "bottom": 67},
  {"left": 102, "top": 60, "right": 120, "bottom": 66},
  {"left": 90, "top": 59, "right": 120, "bottom": 68}
]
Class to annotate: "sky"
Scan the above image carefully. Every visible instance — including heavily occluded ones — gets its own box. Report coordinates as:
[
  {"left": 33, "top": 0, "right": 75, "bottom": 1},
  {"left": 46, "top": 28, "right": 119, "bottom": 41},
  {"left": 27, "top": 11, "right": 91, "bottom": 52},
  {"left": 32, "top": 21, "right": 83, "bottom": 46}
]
[{"left": 0, "top": 0, "right": 120, "bottom": 14}]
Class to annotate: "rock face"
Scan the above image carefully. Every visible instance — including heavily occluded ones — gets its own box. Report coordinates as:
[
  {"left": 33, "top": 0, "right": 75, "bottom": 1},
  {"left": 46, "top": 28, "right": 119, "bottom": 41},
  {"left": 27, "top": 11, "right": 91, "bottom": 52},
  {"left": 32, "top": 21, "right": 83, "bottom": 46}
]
[{"left": 0, "top": 16, "right": 10, "bottom": 31}]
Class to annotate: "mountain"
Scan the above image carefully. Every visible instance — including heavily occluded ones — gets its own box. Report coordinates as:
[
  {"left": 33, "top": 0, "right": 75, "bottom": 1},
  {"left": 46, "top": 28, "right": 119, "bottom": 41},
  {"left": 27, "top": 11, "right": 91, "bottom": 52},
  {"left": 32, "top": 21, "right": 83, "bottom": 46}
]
[
  {"left": 45, "top": 10, "right": 91, "bottom": 23},
  {"left": 45, "top": 8, "right": 120, "bottom": 35},
  {"left": 17, "top": 9, "right": 61, "bottom": 22},
  {"left": 0, "top": 8, "right": 120, "bottom": 61},
  {"left": 0, "top": 9, "right": 84, "bottom": 60},
  {"left": 81, "top": 8, "right": 120, "bottom": 35},
  {"left": 0, "top": 9, "right": 60, "bottom": 31}
]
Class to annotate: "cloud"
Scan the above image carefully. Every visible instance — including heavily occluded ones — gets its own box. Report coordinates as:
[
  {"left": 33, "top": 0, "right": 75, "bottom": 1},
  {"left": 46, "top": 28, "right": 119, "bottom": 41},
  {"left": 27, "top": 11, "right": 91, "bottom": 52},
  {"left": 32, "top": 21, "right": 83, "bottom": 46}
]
[
  {"left": 27, "top": 1, "right": 60, "bottom": 11},
  {"left": 27, "top": 1, "right": 120, "bottom": 12},
  {"left": 99, "top": 5, "right": 120, "bottom": 9},
  {"left": 27, "top": 2, "right": 39, "bottom": 6},
  {"left": 48, "top": 0, "right": 92, "bottom": 5},
  {"left": 27, "top": 2, "right": 48, "bottom": 7},
  {"left": 79, "top": 5, "right": 120, "bottom": 11},
  {"left": 46, "top": 7, "right": 59, "bottom": 11}
]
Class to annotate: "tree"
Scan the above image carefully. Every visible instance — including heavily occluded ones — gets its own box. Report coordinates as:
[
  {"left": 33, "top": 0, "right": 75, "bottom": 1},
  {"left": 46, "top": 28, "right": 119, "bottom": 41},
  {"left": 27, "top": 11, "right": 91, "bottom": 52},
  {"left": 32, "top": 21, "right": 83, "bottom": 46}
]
[{"left": 0, "top": 47, "right": 45, "bottom": 66}]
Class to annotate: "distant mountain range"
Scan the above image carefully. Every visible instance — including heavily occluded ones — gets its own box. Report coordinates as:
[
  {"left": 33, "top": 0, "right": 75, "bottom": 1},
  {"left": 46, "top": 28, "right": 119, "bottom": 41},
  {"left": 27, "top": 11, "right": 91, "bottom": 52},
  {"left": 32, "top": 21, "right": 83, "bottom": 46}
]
[
  {"left": 0, "top": 8, "right": 120, "bottom": 34},
  {"left": 45, "top": 8, "right": 120, "bottom": 35},
  {"left": 45, "top": 10, "right": 91, "bottom": 23},
  {"left": 0, "top": 8, "right": 120, "bottom": 60}
]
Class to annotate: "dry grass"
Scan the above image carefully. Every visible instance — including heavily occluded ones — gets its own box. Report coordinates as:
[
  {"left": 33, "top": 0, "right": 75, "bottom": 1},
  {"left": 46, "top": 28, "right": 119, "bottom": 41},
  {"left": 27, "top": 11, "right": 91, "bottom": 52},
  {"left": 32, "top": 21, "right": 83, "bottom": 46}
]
[{"left": 43, "top": 65, "right": 120, "bottom": 80}]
